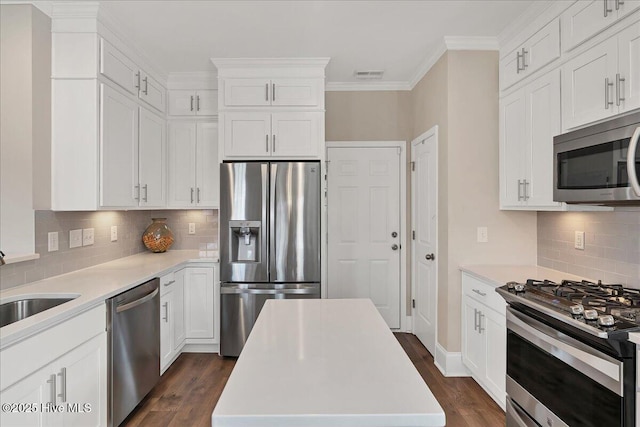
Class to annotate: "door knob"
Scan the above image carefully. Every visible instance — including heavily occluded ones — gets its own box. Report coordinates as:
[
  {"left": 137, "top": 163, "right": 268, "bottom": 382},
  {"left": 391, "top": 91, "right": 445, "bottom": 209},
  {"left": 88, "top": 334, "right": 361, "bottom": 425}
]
[
  {"left": 391, "top": 244, "right": 399, "bottom": 251},
  {"left": 391, "top": 231, "right": 398, "bottom": 238},
  {"left": 425, "top": 253, "right": 435, "bottom": 260}
]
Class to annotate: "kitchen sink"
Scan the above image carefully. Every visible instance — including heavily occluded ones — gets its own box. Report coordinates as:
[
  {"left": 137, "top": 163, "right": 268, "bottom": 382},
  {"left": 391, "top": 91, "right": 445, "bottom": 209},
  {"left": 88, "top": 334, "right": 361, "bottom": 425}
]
[{"left": 0, "top": 296, "right": 78, "bottom": 328}]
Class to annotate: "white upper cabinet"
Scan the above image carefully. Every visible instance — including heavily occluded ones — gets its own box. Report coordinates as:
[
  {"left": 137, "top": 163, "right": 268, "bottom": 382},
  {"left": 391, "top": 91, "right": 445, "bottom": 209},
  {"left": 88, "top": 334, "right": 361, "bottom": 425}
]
[
  {"left": 561, "top": 20, "right": 640, "bottom": 130},
  {"left": 223, "top": 78, "right": 321, "bottom": 108},
  {"left": 224, "top": 79, "right": 272, "bottom": 107},
  {"left": 196, "top": 122, "right": 220, "bottom": 207},
  {"left": 138, "top": 107, "right": 167, "bottom": 208},
  {"left": 500, "top": 18, "right": 560, "bottom": 90},
  {"left": 100, "top": 38, "right": 138, "bottom": 95},
  {"left": 168, "top": 90, "right": 218, "bottom": 116},
  {"left": 139, "top": 71, "right": 166, "bottom": 113},
  {"left": 562, "top": 0, "right": 640, "bottom": 51},
  {"left": 270, "top": 112, "right": 321, "bottom": 157}
]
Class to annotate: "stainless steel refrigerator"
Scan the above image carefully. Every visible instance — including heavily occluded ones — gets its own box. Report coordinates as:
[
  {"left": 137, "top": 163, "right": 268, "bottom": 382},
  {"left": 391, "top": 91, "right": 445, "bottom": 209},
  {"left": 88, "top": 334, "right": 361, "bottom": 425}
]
[{"left": 219, "top": 161, "right": 321, "bottom": 356}]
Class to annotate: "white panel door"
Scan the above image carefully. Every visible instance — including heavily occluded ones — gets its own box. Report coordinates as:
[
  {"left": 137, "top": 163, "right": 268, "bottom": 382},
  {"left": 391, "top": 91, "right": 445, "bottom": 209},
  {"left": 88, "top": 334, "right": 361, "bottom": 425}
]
[
  {"left": 271, "top": 79, "right": 321, "bottom": 107},
  {"left": 327, "top": 146, "right": 401, "bottom": 329},
  {"left": 483, "top": 307, "right": 507, "bottom": 406},
  {"left": 271, "top": 112, "right": 321, "bottom": 158},
  {"left": 138, "top": 107, "right": 166, "bottom": 208},
  {"left": 185, "top": 267, "right": 215, "bottom": 339},
  {"left": 168, "top": 122, "right": 197, "bottom": 207},
  {"left": 224, "top": 79, "right": 271, "bottom": 107},
  {"left": 168, "top": 90, "right": 196, "bottom": 116},
  {"left": 173, "top": 269, "right": 186, "bottom": 349},
  {"left": 138, "top": 72, "right": 165, "bottom": 113},
  {"left": 195, "top": 90, "right": 218, "bottom": 116},
  {"left": 160, "top": 288, "right": 174, "bottom": 371},
  {"left": 223, "top": 112, "right": 271, "bottom": 157},
  {"left": 196, "top": 122, "right": 219, "bottom": 207},
  {"left": 561, "top": 0, "right": 616, "bottom": 51},
  {"left": 525, "top": 69, "right": 561, "bottom": 208},
  {"left": 462, "top": 297, "right": 484, "bottom": 377},
  {"left": 561, "top": 37, "right": 618, "bottom": 130},
  {"left": 500, "top": 88, "right": 526, "bottom": 208},
  {"left": 411, "top": 130, "right": 438, "bottom": 355},
  {"left": 99, "top": 38, "right": 137, "bottom": 95},
  {"left": 618, "top": 21, "right": 640, "bottom": 113},
  {"left": 0, "top": 364, "right": 51, "bottom": 427},
  {"left": 100, "top": 84, "right": 138, "bottom": 208}
]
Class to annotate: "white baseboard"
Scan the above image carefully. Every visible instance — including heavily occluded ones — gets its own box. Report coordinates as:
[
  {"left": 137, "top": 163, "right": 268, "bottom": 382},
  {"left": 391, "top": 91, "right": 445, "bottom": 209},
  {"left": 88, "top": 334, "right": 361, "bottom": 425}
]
[
  {"left": 183, "top": 343, "right": 219, "bottom": 353},
  {"left": 434, "top": 342, "right": 469, "bottom": 377}
]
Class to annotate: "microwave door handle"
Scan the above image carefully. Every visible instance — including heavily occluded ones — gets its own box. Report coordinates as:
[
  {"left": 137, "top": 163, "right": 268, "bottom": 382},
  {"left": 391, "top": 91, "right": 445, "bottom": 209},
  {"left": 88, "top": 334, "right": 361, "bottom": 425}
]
[{"left": 628, "top": 127, "right": 640, "bottom": 197}]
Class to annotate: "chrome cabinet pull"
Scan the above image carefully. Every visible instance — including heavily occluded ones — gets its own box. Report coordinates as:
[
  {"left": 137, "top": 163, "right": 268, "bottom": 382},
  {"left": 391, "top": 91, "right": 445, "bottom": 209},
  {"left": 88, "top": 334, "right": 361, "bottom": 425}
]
[
  {"left": 135, "top": 71, "right": 141, "bottom": 89},
  {"left": 272, "top": 83, "right": 275, "bottom": 101},
  {"left": 516, "top": 51, "right": 522, "bottom": 73},
  {"left": 190, "top": 95, "right": 194, "bottom": 111},
  {"left": 57, "top": 368, "right": 67, "bottom": 403},
  {"left": 605, "top": 78, "right": 614, "bottom": 109},
  {"left": 190, "top": 187, "right": 194, "bottom": 204},
  {"left": 478, "top": 312, "right": 485, "bottom": 333},
  {"left": 134, "top": 184, "right": 140, "bottom": 201},
  {"left": 164, "top": 279, "right": 176, "bottom": 287},
  {"left": 517, "top": 180, "right": 524, "bottom": 201},
  {"left": 616, "top": 73, "right": 626, "bottom": 106},
  {"left": 265, "top": 83, "right": 269, "bottom": 101},
  {"left": 521, "top": 48, "right": 529, "bottom": 69},
  {"left": 272, "top": 135, "right": 276, "bottom": 152},
  {"left": 197, "top": 187, "right": 201, "bottom": 203},
  {"left": 616, "top": 0, "right": 625, "bottom": 9},
  {"left": 473, "top": 308, "right": 479, "bottom": 331},
  {"left": 604, "top": 0, "right": 613, "bottom": 16},
  {"left": 162, "top": 302, "right": 168, "bottom": 322},
  {"left": 473, "top": 289, "right": 487, "bottom": 297},
  {"left": 196, "top": 95, "right": 200, "bottom": 111},
  {"left": 47, "top": 374, "right": 57, "bottom": 405},
  {"left": 142, "top": 184, "right": 148, "bottom": 202},
  {"left": 142, "top": 77, "right": 148, "bottom": 95},
  {"left": 524, "top": 179, "right": 530, "bottom": 201},
  {"left": 266, "top": 135, "right": 269, "bottom": 152}
]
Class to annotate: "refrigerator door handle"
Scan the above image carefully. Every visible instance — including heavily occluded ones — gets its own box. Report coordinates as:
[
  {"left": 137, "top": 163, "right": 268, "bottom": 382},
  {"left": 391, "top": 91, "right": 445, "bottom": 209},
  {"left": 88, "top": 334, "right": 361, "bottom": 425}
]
[
  {"left": 269, "top": 163, "right": 278, "bottom": 282},
  {"left": 262, "top": 163, "right": 270, "bottom": 279}
]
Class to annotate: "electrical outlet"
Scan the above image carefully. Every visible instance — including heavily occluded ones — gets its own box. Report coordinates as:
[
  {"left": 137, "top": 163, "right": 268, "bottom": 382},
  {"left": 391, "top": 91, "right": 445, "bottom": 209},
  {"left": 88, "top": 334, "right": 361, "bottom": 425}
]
[
  {"left": 477, "top": 226, "right": 488, "bottom": 243},
  {"left": 111, "top": 226, "right": 118, "bottom": 242},
  {"left": 574, "top": 231, "right": 585, "bottom": 250},
  {"left": 188, "top": 223, "right": 196, "bottom": 235},
  {"left": 69, "top": 229, "right": 83, "bottom": 248},
  {"left": 83, "top": 228, "right": 95, "bottom": 246},
  {"left": 48, "top": 232, "right": 59, "bottom": 252}
]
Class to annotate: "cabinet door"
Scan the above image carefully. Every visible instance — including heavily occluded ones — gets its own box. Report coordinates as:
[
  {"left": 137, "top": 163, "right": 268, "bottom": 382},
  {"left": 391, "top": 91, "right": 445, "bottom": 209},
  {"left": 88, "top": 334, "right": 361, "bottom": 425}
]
[
  {"left": 499, "top": 49, "right": 522, "bottom": 90},
  {"left": 173, "top": 269, "right": 186, "bottom": 349},
  {"left": 224, "top": 79, "right": 271, "bottom": 107},
  {"left": 160, "top": 288, "right": 174, "bottom": 372},
  {"left": 562, "top": 0, "right": 618, "bottom": 51},
  {"left": 271, "top": 79, "right": 322, "bottom": 107},
  {"left": 618, "top": 21, "right": 640, "bottom": 113},
  {"left": 499, "top": 88, "right": 526, "bottom": 208},
  {"left": 100, "top": 84, "right": 139, "bottom": 208},
  {"left": 196, "top": 122, "right": 220, "bottom": 207},
  {"left": 195, "top": 90, "right": 218, "bottom": 116},
  {"left": 525, "top": 70, "right": 562, "bottom": 208},
  {"left": 185, "top": 267, "right": 214, "bottom": 339},
  {"left": 168, "top": 122, "right": 197, "bottom": 207},
  {"left": 616, "top": 0, "right": 640, "bottom": 19},
  {"left": 168, "top": 90, "right": 196, "bottom": 116},
  {"left": 57, "top": 333, "right": 107, "bottom": 427},
  {"left": 462, "top": 296, "right": 484, "bottom": 377},
  {"left": 525, "top": 18, "right": 560, "bottom": 76},
  {"left": 139, "top": 72, "right": 166, "bottom": 113},
  {"left": 99, "top": 38, "right": 138, "bottom": 95},
  {"left": 139, "top": 108, "right": 166, "bottom": 208},
  {"left": 561, "top": 37, "right": 618, "bottom": 130},
  {"left": 223, "top": 112, "right": 272, "bottom": 157},
  {"left": 482, "top": 308, "right": 506, "bottom": 408},
  {"left": 271, "top": 112, "right": 321, "bottom": 158},
  {"left": 0, "top": 365, "right": 52, "bottom": 427}
]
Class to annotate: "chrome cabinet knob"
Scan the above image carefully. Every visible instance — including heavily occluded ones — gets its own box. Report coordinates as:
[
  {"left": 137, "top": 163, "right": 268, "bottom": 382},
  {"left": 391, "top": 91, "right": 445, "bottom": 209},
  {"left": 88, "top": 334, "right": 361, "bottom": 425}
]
[{"left": 425, "top": 253, "right": 435, "bottom": 260}]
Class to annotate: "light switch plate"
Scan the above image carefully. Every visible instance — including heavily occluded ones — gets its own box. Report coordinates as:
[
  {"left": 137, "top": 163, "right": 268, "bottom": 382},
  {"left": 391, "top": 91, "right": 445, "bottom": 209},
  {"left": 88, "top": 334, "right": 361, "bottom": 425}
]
[
  {"left": 188, "top": 223, "right": 196, "bottom": 235},
  {"left": 69, "top": 229, "right": 83, "bottom": 248},
  {"left": 83, "top": 228, "right": 95, "bottom": 246},
  {"left": 111, "top": 226, "right": 118, "bottom": 242},
  {"left": 48, "top": 232, "right": 59, "bottom": 252},
  {"left": 574, "top": 231, "right": 585, "bottom": 250},
  {"left": 477, "top": 226, "right": 488, "bottom": 243}
]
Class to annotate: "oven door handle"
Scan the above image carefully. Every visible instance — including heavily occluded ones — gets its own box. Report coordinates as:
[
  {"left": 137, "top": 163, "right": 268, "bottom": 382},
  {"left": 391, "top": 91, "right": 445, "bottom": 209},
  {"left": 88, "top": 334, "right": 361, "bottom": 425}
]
[
  {"left": 506, "top": 398, "right": 539, "bottom": 427},
  {"left": 507, "top": 308, "right": 623, "bottom": 396},
  {"left": 627, "top": 126, "right": 640, "bottom": 197}
]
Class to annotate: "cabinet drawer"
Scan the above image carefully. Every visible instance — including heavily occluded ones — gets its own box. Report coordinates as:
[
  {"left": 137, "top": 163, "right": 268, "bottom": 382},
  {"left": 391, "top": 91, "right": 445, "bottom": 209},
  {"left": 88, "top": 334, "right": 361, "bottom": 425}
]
[
  {"left": 500, "top": 18, "right": 560, "bottom": 90},
  {"left": 462, "top": 273, "right": 505, "bottom": 314},
  {"left": 100, "top": 38, "right": 138, "bottom": 95},
  {"left": 160, "top": 271, "right": 176, "bottom": 295}
]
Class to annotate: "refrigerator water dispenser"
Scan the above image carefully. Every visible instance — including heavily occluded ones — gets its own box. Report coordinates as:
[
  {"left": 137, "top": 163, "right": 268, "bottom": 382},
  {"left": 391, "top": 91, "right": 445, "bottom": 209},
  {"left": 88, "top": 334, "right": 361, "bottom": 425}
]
[{"left": 229, "top": 220, "right": 261, "bottom": 262}]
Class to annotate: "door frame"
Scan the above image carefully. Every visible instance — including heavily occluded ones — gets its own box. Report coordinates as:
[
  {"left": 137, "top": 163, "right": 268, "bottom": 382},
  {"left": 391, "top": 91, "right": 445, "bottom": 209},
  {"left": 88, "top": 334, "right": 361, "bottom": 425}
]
[
  {"left": 325, "top": 141, "right": 409, "bottom": 331},
  {"left": 409, "top": 126, "right": 439, "bottom": 350}
]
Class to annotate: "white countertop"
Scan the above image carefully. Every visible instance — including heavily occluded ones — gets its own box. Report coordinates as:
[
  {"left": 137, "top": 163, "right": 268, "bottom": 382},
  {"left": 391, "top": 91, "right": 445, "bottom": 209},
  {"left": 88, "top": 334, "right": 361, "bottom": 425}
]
[
  {"left": 460, "top": 264, "right": 590, "bottom": 288},
  {"left": 0, "top": 250, "right": 218, "bottom": 349},
  {"left": 212, "top": 298, "right": 446, "bottom": 427}
]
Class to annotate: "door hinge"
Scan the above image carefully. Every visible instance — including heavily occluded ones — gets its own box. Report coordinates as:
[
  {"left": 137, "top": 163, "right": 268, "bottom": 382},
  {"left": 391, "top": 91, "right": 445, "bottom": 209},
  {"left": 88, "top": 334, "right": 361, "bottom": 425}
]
[
  {"left": 412, "top": 299, "right": 415, "bottom": 309},
  {"left": 412, "top": 230, "right": 415, "bottom": 240},
  {"left": 411, "top": 161, "right": 415, "bottom": 171}
]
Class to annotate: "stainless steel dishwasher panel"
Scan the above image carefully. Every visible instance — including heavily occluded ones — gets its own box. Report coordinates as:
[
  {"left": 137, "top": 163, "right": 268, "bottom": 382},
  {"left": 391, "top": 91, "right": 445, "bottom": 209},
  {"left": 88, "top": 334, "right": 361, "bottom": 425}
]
[
  {"left": 107, "top": 278, "right": 160, "bottom": 427},
  {"left": 220, "top": 283, "right": 320, "bottom": 357}
]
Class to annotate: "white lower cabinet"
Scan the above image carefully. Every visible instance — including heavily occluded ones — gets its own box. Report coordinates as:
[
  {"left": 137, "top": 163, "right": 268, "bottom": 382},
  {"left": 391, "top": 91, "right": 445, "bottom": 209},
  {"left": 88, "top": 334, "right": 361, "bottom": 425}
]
[
  {"left": 185, "top": 267, "right": 215, "bottom": 340},
  {"left": 160, "top": 270, "right": 186, "bottom": 373},
  {"left": 0, "top": 306, "right": 107, "bottom": 427},
  {"left": 461, "top": 272, "right": 506, "bottom": 409}
]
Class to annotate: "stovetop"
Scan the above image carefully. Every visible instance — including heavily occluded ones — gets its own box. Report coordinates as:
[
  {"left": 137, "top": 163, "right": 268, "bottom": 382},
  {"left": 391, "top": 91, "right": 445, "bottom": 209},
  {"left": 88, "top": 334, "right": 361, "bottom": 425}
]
[{"left": 496, "top": 278, "right": 640, "bottom": 339}]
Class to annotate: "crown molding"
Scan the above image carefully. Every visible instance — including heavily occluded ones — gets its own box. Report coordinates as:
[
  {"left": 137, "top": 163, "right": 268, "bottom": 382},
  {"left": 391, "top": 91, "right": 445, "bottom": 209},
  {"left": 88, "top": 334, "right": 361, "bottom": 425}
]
[
  {"left": 325, "top": 81, "right": 411, "bottom": 92},
  {"left": 51, "top": 0, "right": 98, "bottom": 18},
  {"left": 212, "top": 57, "right": 330, "bottom": 69},
  {"left": 167, "top": 71, "right": 218, "bottom": 90},
  {"left": 443, "top": 36, "right": 499, "bottom": 51},
  {"left": 407, "top": 39, "right": 447, "bottom": 90}
]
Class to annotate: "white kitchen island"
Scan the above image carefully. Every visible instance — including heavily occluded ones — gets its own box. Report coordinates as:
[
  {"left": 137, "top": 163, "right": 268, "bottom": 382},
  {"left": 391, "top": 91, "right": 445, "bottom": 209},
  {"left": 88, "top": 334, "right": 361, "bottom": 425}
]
[{"left": 211, "top": 298, "right": 445, "bottom": 427}]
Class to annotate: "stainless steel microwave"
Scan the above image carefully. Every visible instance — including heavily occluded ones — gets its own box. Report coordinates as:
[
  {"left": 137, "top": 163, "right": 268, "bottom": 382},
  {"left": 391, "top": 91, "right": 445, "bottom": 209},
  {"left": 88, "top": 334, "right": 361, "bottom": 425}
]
[{"left": 553, "top": 111, "right": 640, "bottom": 205}]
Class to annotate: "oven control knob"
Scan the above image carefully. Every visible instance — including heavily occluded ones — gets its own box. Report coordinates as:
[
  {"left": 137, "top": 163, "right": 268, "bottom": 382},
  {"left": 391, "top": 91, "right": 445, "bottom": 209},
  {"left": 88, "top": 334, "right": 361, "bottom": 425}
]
[
  {"left": 597, "top": 315, "right": 615, "bottom": 327},
  {"left": 584, "top": 309, "right": 599, "bottom": 320}
]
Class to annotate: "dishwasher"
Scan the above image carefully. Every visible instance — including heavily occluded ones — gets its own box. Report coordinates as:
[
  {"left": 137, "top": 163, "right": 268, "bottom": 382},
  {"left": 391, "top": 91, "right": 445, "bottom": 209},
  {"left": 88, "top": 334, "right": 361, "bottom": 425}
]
[{"left": 107, "top": 278, "right": 160, "bottom": 427}]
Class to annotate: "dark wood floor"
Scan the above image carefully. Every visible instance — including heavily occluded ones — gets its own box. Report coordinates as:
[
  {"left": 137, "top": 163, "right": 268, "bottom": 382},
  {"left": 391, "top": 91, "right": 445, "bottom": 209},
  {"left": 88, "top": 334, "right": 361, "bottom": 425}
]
[{"left": 123, "top": 333, "right": 504, "bottom": 427}]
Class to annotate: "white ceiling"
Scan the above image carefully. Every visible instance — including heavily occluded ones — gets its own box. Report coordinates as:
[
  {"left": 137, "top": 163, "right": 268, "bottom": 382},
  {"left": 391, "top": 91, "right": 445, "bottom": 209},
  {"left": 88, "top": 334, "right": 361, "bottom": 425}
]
[{"left": 99, "top": 0, "right": 536, "bottom": 86}]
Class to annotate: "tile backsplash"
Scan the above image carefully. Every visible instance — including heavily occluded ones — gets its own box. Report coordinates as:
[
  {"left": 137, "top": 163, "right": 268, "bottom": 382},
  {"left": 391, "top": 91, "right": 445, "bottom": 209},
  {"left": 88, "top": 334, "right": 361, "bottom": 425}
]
[
  {"left": 538, "top": 211, "right": 640, "bottom": 288},
  {"left": 0, "top": 210, "right": 218, "bottom": 290}
]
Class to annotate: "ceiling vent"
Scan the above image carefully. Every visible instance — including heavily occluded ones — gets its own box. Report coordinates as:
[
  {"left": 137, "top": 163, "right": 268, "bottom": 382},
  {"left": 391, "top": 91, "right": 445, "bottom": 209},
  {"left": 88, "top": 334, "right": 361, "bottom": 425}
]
[{"left": 354, "top": 70, "right": 384, "bottom": 80}]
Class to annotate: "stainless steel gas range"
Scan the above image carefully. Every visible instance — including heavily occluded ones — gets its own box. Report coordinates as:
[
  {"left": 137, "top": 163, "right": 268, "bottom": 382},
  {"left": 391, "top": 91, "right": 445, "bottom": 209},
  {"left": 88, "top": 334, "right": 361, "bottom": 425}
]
[{"left": 497, "top": 279, "right": 638, "bottom": 427}]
